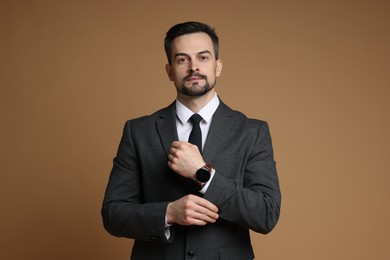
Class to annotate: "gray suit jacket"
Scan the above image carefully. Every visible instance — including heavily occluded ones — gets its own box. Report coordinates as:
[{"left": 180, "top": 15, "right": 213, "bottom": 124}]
[{"left": 102, "top": 100, "right": 281, "bottom": 259}]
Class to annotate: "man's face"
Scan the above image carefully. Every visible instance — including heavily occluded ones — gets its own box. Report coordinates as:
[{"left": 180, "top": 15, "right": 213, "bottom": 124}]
[{"left": 166, "top": 32, "right": 222, "bottom": 97}]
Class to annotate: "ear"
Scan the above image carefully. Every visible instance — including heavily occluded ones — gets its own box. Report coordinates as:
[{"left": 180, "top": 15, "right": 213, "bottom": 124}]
[
  {"left": 216, "top": 59, "right": 223, "bottom": 77},
  {"left": 165, "top": 64, "right": 174, "bottom": 81}
]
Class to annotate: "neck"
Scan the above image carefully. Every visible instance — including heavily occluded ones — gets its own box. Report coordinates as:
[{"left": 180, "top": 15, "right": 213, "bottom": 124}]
[{"left": 177, "top": 90, "right": 216, "bottom": 113}]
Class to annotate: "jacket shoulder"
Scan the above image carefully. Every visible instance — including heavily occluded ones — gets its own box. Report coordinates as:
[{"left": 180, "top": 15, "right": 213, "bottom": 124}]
[
  {"left": 124, "top": 103, "right": 174, "bottom": 125},
  {"left": 219, "top": 102, "right": 268, "bottom": 127}
]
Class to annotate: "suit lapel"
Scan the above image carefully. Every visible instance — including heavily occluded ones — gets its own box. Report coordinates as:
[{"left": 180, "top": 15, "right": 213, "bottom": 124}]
[
  {"left": 155, "top": 100, "right": 235, "bottom": 164},
  {"left": 203, "top": 101, "right": 234, "bottom": 164},
  {"left": 156, "top": 102, "right": 178, "bottom": 156}
]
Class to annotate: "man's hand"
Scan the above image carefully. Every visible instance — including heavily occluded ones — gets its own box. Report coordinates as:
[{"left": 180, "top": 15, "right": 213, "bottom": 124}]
[
  {"left": 168, "top": 141, "right": 205, "bottom": 179},
  {"left": 166, "top": 194, "right": 219, "bottom": 226}
]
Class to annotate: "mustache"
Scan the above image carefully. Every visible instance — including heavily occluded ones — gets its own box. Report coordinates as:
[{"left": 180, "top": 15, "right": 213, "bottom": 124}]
[{"left": 183, "top": 73, "right": 207, "bottom": 81}]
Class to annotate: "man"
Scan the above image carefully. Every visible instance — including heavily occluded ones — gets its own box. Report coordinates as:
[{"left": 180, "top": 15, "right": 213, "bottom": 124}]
[{"left": 102, "top": 21, "right": 281, "bottom": 260}]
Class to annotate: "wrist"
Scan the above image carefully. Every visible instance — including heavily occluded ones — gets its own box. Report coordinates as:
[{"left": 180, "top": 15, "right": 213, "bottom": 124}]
[
  {"left": 194, "top": 163, "right": 213, "bottom": 186},
  {"left": 166, "top": 202, "right": 174, "bottom": 225}
]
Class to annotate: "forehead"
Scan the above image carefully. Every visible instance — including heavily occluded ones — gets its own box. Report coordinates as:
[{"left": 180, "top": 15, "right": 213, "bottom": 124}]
[{"left": 171, "top": 32, "right": 214, "bottom": 56}]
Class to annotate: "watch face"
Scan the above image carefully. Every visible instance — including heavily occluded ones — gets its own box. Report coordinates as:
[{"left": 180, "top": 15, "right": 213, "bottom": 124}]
[{"left": 196, "top": 168, "right": 211, "bottom": 183}]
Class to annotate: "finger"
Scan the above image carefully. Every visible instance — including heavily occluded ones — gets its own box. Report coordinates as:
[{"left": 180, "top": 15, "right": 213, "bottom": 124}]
[
  {"left": 182, "top": 209, "right": 213, "bottom": 225},
  {"left": 187, "top": 200, "right": 219, "bottom": 220},
  {"left": 169, "top": 146, "right": 178, "bottom": 154},
  {"left": 192, "top": 196, "right": 219, "bottom": 213},
  {"left": 189, "top": 218, "right": 208, "bottom": 226},
  {"left": 190, "top": 210, "right": 218, "bottom": 223},
  {"left": 194, "top": 206, "right": 219, "bottom": 220},
  {"left": 167, "top": 153, "right": 175, "bottom": 161},
  {"left": 171, "top": 141, "right": 185, "bottom": 148},
  {"left": 172, "top": 141, "right": 196, "bottom": 151}
]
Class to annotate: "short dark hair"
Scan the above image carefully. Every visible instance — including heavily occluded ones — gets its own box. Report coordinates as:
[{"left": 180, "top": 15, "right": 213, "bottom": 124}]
[{"left": 164, "top": 21, "right": 219, "bottom": 64}]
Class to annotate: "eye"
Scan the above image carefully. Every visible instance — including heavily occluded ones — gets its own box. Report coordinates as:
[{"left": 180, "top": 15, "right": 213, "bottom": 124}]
[
  {"left": 176, "top": 57, "right": 188, "bottom": 64},
  {"left": 199, "top": 55, "right": 209, "bottom": 61}
]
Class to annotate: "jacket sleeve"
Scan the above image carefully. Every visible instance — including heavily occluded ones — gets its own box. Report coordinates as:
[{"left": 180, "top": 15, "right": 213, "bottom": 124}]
[
  {"left": 101, "top": 120, "right": 171, "bottom": 243},
  {"left": 204, "top": 121, "right": 281, "bottom": 234}
]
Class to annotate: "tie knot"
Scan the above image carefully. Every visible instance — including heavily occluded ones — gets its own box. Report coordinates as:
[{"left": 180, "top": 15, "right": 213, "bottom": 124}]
[{"left": 189, "top": 114, "right": 203, "bottom": 125}]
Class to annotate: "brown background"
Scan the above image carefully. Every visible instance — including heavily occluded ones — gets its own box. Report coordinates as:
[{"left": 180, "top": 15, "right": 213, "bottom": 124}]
[{"left": 1, "top": 0, "right": 389, "bottom": 259}]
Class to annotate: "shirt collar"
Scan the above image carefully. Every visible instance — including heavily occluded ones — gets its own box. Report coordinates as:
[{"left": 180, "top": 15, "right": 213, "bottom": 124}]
[{"left": 175, "top": 93, "right": 220, "bottom": 124}]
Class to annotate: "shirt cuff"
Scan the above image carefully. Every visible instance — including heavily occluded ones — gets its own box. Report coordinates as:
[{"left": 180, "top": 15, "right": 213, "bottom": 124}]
[{"left": 164, "top": 216, "right": 172, "bottom": 239}]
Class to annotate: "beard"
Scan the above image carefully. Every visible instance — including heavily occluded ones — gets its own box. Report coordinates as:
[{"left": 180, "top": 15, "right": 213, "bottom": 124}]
[{"left": 176, "top": 73, "right": 216, "bottom": 97}]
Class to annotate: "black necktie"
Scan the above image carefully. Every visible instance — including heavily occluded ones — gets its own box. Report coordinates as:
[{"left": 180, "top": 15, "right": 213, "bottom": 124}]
[{"left": 188, "top": 114, "right": 203, "bottom": 153}]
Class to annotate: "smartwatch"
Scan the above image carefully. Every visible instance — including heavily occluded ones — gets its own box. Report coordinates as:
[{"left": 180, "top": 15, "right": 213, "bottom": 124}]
[{"left": 195, "top": 164, "right": 213, "bottom": 185}]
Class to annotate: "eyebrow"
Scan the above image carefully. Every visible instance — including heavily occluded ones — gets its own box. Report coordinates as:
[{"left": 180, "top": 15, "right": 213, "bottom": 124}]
[{"left": 174, "top": 50, "right": 212, "bottom": 58}]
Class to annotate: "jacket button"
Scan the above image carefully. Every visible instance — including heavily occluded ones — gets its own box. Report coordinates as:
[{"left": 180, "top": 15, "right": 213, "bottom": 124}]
[
  {"left": 148, "top": 235, "right": 158, "bottom": 241},
  {"left": 187, "top": 251, "right": 195, "bottom": 258}
]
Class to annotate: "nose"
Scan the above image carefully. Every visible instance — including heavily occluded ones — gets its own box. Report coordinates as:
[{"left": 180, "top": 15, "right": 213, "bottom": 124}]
[{"left": 188, "top": 60, "right": 199, "bottom": 74}]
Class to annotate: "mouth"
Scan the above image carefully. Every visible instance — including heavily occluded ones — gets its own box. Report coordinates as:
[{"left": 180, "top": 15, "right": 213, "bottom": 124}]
[
  {"left": 184, "top": 73, "right": 207, "bottom": 82},
  {"left": 187, "top": 77, "right": 203, "bottom": 81}
]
